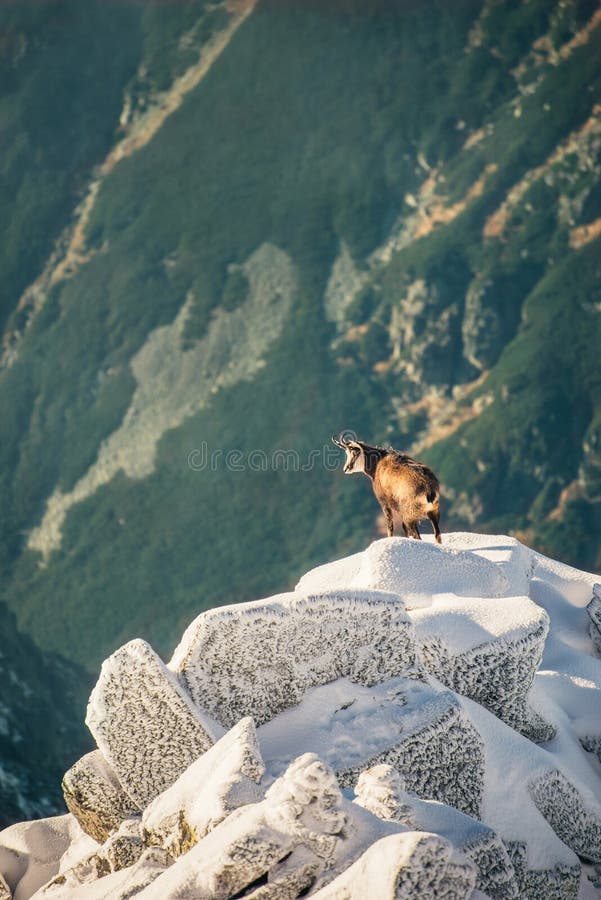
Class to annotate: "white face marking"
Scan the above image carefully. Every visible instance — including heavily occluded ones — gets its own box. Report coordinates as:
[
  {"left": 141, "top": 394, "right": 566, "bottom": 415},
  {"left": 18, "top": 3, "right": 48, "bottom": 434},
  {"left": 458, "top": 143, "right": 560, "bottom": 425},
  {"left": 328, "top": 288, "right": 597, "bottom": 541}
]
[{"left": 343, "top": 444, "right": 365, "bottom": 474}]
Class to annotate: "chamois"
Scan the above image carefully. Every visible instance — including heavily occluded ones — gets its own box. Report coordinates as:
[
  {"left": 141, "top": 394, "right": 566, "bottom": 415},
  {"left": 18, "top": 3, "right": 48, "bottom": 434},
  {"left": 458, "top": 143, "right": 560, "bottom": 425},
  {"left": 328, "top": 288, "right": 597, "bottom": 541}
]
[{"left": 332, "top": 434, "right": 442, "bottom": 543}]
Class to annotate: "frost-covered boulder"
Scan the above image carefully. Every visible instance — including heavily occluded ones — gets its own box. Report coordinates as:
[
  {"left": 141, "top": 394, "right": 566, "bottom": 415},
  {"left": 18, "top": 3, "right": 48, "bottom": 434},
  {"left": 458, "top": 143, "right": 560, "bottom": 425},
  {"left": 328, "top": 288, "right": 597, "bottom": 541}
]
[
  {"left": 581, "top": 734, "right": 601, "bottom": 764},
  {"left": 530, "top": 769, "right": 601, "bottom": 863},
  {"left": 464, "top": 697, "right": 599, "bottom": 893},
  {"left": 588, "top": 584, "right": 601, "bottom": 655},
  {"left": 259, "top": 677, "right": 484, "bottom": 818},
  {"left": 138, "top": 753, "right": 350, "bottom": 899},
  {"left": 62, "top": 750, "right": 140, "bottom": 843},
  {"left": 503, "top": 841, "right": 581, "bottom": 900},
  {"left": 354, "top": 765, "right": 519, "bottom": 899},
  {"left": 142, "top": 717, "right": 265, "bottom": 857},
  {"left": 241, "top": 847, "right": 322, "bottom": 899},
  {"left": 170, "top": 589, "right": 417, "bottom": 727},
  {"left": 411, "top": 594, "right": 554, "bottom": 740},
  {"left": 310, "top": 831, "right": 477, "bottom": 900},
  {"left": 35, "top": 847, "right": 172, "bottom": 899},
  {"left": 336, "top": 689, "right": 484, "bottom": 818},
  {"left": 138, "top": 752, "right": 415, "bottom": 899},
  {"left": 352, "top": 765, "right": 417, "bottom": 827},
  {"left": 102, "top": 818, "right": 143, "bottom": 872},
  {"left": 38, "top": 818, "right": 143, "bottom": 894},
  {"left": 86, "top": 639, "right": 218, "bottom": 808}
]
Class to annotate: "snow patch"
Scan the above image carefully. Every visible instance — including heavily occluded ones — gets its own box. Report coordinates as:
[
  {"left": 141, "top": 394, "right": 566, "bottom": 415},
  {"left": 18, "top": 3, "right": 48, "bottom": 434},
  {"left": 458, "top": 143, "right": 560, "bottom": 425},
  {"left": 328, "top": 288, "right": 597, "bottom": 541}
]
[{"left": 28, "top": 242, "right": 296, "bottom": 560}]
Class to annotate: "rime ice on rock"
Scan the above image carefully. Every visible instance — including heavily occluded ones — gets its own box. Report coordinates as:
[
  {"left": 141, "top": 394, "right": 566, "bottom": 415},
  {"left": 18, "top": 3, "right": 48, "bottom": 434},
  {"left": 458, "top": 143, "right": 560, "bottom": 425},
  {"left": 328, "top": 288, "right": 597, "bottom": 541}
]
[
  {"left": 242, "top": 847, "right": 322, "bottom": 899},
  {"left": 310, "top": 832, "right": 477, "bottom": 900},
  {"left": 336, "top": 689, "right": 484, "bottom": 818},
  {"left": 581, "top": 734, "right": 601, "bottom": 765},
  {"left": 411, "top": 594, "right": 554, "bottom": 740},
  {"left": 86, "top": 639, "right": 218, "bottom": 808},
  {"left": 353, "top": 765, "right": 416, "bottom": 827},
  {"left": 355, "top": 765, "right": 519, "bottom": 900},
  {"left": 40, "top": 818, "right": 144, "bottom": 893},
  {"left": 103, "top": 818, "right": 143, "bottom": 872},
  {"left": 138, "top": 753, "right": 408, "bottom": 899},
  {"left": 138, "top": 753, "right": 350, "bottom": 899},
  {"left": 36, "top": 847, "right": 172, "bottom": 899},
  {"left": 530, "top": 769, "right": 601, "bottom": 863},
  {"left": 588, "top": 584, "right": 601, "bottom": 655},
  {"left": 170, "top": 589, "right": 417, "bottom": 727},
  {"left": 463, "top": 696, "right": 599, "bottom": 894},
  {"left": 142, "top": 717, "right": 265, "bottom": 856},
  {"left": 62, "top": 750, "right": 140, "bottom": 843},
  {"left": 259, "top": 678, "right": 484, "bottom": 819},
  {"left": 503, "top": 841, "right": 581, "bottom": 900}
]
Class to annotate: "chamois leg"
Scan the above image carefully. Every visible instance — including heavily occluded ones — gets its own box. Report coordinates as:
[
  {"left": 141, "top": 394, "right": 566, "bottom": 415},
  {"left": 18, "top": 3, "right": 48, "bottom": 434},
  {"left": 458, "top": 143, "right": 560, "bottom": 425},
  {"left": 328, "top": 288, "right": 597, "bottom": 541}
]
[
  {"left": 382, "top": 505, "right": 394, "bottom": 537},
  {"left": 401, "top": 522, "right": 409, "bottom": 538},
  {"left": 428, "top": 510, "right": 442, "bottom": 544},
  {"left": 409, "top": 522, "right": 421, "bottom": 540}
]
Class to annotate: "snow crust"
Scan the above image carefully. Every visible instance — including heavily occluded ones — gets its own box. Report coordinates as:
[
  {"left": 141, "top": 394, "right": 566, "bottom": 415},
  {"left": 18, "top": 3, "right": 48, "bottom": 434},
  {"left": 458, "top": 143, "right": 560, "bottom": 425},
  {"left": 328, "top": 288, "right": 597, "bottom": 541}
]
[
  {"left": 2, "top": 532, "right": 600, "bottom": 900},
  {"left": 297, "top": 535, "right": 516, "bottom": 607}
]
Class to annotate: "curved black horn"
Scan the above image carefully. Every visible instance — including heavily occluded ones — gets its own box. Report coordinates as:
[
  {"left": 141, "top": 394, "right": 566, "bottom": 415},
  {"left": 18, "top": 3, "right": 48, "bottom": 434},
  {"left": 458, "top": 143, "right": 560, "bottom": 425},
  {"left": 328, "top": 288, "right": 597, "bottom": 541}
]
[{"left": 331, "top": 434, "right": 344, "bottom": 447}]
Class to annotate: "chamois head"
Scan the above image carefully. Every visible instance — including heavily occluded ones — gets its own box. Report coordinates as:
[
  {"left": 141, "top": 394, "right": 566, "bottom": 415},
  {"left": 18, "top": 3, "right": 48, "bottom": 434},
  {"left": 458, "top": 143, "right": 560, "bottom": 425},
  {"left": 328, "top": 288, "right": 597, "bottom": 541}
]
[{"left": 331, "top": 433, "right": 367, "bottom": 475}]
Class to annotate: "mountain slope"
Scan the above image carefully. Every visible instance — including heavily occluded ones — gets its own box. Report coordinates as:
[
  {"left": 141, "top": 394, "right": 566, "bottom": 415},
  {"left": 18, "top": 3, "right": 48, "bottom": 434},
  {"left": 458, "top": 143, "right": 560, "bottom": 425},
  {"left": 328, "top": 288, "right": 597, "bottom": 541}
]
[
  {"left": 0, "top": 602, "right": 92, "bottom": 828},
  {"left": 1, "top": 0, "right": 599, "bottom": 673}
]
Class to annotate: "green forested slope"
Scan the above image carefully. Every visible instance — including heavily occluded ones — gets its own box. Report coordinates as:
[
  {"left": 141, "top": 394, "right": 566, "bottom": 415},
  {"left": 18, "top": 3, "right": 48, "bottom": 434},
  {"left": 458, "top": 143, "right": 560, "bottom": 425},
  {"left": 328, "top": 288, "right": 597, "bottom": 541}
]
[
  {"left": 0, "top": 0, "right": 600, "bottom": 820},
  {"left": 0, "top": 0, "right": 142, "bottom": 332}
]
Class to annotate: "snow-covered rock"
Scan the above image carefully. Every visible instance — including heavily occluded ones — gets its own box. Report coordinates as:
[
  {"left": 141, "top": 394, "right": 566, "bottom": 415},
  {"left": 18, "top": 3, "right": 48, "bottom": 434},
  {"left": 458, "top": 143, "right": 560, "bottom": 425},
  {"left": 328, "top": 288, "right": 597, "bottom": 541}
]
[
  {"left": 368, "top": 687, "right": 481, "bottom": 816},
  {"left": 38, "top": 818, "right": 143, "bottom": 894},
  {"left": 62, "top": 750, "right": 139, "bottom": 843},
  {"left": 310, "top": 831, "right": 477, "bottom": 900},
  {"left": 86, "top": 639, "right": 218, "bottom": 808},
  {"left": 34, "top": 847, "right": 171, "bottom": 899},
  {"left": 138, "top": 753, "right": 352, "bottom": 899},
  {"left": 463, "top": 695, "right": 601, "bottom": 896},
  {"left": 258, "top": 675, "right": 483, "bottom": 817},
  {"left": 6, "top": 532, "right": 601, "bottom": 900},
  {"left": 530, "top": 769, "right": 601, "bottom": 862},
  {"left": 170, "top": 589, "right": 418, "bottom": 727},
  {"left": 588, "top": 584, "right": 601, "bottom": 655},
  {"left": 141, "top": 717, "right": 264, "bottom": 857},
  {"left": 411, "top": 593, "right": 553, "bottom": 740},
  {"left": 297, "top": 535, "right": 516, "bottom": 606},
  {"left": 0, "top": 815, "right": 93, "bottom": 900},
  {"left": 354, "top": 765, "right": 519, "bottom": 899}
]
